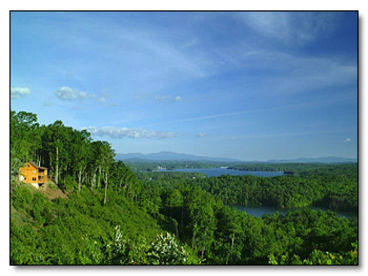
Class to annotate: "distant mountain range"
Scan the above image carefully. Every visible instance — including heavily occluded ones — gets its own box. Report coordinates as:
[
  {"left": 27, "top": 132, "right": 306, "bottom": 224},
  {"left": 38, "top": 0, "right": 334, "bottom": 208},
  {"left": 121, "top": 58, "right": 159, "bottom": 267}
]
[
  {"left": 267, "top": 156, "right": 357, "bottom": 163},
  {"left": 115, "top": 152, "right": 357, "bottom": 163},
  {"left": 115, "top": 151, "right": 240, "bottom": 162}
]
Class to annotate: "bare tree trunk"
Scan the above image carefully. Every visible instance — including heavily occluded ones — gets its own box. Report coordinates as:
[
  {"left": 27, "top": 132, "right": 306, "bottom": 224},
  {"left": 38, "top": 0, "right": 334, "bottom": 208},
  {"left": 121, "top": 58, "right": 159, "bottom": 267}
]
[
  {"left": 55, "top": 146, "right": 59, "bottom": 185},
  {"left": 103, "top": 171, "right": 108, "bottom": 205},
  {"left": 91, "top": 170, "right": 96, "bottom": 190},
  {"left": 226, "top": 232, "right": 235, "bottom": 265},
  {"left": 98, "top": 165, "right": 101, "bottom": 188},
  {"left": 173, "top": 219, "right": 179, "bottom": 239},
  {"left": 78, "top": 169, "right": 82, "bottom": 191},
  {"left": 201, "top": 229, "right": 207, "bottom": 259},
  {"left": 81, "top": 170, "right": 86, "bottom": 185}
]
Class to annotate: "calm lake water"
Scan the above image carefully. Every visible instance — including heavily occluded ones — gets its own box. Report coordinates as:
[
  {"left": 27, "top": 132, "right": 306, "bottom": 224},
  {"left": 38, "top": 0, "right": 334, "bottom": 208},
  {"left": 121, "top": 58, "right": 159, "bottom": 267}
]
[
  {"left": 156, "top": 168, "right": 356, "bottom": 219},
  {"left": 233, "top": 205, "right": 357, "bottom": 219},
  {"left": 158, "top": 168, "right": 284, "bottom": 177}
]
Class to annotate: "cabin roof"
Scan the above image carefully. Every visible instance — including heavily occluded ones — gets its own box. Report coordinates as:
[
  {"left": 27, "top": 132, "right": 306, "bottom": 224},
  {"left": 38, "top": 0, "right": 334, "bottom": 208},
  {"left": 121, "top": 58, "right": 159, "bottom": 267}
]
[{"left": 28, "top": 161, "right": 48, "bottom": 170}]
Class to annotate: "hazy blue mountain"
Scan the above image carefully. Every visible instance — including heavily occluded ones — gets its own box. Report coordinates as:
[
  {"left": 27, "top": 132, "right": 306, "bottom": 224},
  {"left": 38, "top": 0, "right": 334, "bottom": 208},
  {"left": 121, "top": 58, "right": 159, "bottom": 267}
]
[
  {"left": 267, "top": 156, "right": 357, "bottom": 163},
  {"left": 116, "top": 152, "right": 356, "bottom": 164},
  {"left": 115, "top": 151, "right": 240, "bottom": 162}
]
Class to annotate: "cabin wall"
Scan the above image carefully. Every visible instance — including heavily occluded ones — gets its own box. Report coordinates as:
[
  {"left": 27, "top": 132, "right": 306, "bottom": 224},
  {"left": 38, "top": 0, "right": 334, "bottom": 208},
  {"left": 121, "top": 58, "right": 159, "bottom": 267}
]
[
  {"left": 19, "top": 162, "right": 48, "bottom": 184},
  {"left": 19, "top": 165, "right": 39, "bottom": 184}
]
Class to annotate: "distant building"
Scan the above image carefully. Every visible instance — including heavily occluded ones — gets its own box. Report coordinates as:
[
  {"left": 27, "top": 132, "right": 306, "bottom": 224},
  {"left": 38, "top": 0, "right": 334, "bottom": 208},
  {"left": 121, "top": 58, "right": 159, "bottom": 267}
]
[{"left": 19, "top": 161, "right": 48, "bottom": 188}]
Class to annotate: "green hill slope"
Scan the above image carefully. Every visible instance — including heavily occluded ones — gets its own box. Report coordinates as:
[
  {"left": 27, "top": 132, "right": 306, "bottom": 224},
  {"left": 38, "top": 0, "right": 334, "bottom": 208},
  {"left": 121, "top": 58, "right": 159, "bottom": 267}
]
[{"left": 10, "top": 181, "right": 174, "bottom": 265}]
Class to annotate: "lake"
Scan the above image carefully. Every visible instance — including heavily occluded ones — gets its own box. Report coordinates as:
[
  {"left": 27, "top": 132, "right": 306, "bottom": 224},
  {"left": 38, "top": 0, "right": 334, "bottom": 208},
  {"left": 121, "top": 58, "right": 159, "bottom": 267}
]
[
  {"left": 233, "top": 205, "right": 357, "bottom": 219},
  {"left": 157, "top": 168, "right": 284, "bottom": 177}
]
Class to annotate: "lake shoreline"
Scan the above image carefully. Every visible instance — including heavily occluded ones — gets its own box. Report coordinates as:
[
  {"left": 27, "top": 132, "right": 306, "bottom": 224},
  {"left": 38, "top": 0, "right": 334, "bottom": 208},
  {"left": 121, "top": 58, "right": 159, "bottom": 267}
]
[
  {"left": 155, "top": 167, "right": 284, "bottom": 177},
  {"left": 232, "top": 205, "right": 357, "bottom": 219}
]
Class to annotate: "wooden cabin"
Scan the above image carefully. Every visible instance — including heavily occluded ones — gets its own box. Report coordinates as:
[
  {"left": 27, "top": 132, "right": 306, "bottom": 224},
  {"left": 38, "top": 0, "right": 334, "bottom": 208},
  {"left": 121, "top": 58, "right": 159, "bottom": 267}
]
[{"left": 19, "top": 161, "right": 48, "bottom": 187}]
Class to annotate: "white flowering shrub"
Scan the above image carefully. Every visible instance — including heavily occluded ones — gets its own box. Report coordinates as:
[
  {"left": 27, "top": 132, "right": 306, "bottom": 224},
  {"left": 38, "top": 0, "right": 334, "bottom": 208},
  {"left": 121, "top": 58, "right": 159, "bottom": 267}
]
[
  {"left": 146, "top": 232, "right": 190, "bottom": 265},
  {"left": 107, "top": 225, "right": 199, "bottom": 265},
  {"left": 106, "top": 225, "right": 147, "bottom": 264}
]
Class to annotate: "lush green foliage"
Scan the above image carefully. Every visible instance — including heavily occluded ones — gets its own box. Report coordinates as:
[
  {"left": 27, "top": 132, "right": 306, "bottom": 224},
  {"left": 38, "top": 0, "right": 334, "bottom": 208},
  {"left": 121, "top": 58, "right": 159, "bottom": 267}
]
[
  {"left": 157, "top": 184, "right": 358, "bottom": 265},
  {"left": 106, "top": 226, "right": 199, "bottom": 265},
  {"left": 12, "top": 180, "right": 357, "bottom": 265},
  {"left": 194, "top": 174, "right": 357, "bottom": 211},
  {"left": 138, "top": 167, "right": 357, "bottom": 212},
  {"left": 10, "top": 110, "right": 358, "bottom": 265},
  {"left": 10, "top": 183, "right": 165, "bottom": 264}
]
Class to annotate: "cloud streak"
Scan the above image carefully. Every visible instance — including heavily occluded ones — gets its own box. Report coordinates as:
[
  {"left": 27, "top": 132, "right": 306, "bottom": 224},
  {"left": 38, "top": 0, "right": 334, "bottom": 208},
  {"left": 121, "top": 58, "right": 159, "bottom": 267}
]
[
  {"left": 83, "top": 126, "right": 176, "bottom": 139},
  {"left": 142, "top": 94, "right": 354, "bottom": 129},
  {"left": 155, "top": 95, "right": 182, "bottom": 102},
  {"left": 11, "top": 87, "right": 31, "bottom": 99},
  {"left": 55, "top": 86, "right": 111, "bottom": 106},
  {"left": 237, "top": 12, "right": 338, "bottom": 46},
  {"left": 55, "top": 86, "right": 88, "bottom": 101},
  {"left": 207, "top": 129, "right": 353, "bottom": 142}
]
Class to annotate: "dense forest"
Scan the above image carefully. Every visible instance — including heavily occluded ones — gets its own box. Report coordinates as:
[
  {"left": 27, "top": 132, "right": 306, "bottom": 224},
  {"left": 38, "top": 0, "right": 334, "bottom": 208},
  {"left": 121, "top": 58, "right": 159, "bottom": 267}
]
[
  {"left": 138, "top": 168, "right": 358, "bottom": 212},
  {"left": 10, "top": 110, "right": 358, "bottom": 265}
]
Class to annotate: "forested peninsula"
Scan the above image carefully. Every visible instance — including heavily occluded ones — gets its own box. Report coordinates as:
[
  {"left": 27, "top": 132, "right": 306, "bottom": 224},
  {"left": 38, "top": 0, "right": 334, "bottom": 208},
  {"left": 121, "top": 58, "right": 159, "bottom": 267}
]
[{"left": 10, "top": 111, "right": 358, "bottom": 265}]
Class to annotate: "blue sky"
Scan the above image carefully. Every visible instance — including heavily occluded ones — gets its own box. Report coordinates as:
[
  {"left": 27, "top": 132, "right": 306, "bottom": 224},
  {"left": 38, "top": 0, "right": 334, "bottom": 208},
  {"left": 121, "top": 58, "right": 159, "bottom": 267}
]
[{"left": 10, "top": 11, "right": 357, "bottom": 161}]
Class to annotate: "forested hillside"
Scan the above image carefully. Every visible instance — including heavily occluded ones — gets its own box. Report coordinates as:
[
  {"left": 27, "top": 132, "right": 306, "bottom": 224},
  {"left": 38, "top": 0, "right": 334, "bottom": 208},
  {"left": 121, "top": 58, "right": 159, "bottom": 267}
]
[
  {"left": 10, "top": 110, "right": 358, "bottom": 265},
  {"left": 194, "top": 173, "right": 357, "bottom": 211},
  {"left": 138, "top": 166, "right": 358, "bottom": 212}
]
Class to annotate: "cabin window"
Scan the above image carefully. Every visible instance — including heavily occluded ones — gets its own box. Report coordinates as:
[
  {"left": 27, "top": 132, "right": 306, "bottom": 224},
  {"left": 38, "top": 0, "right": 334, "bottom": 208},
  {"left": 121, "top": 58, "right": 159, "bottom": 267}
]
[{"left": 32, "top": 177, "right": 36, "bottom": 181}]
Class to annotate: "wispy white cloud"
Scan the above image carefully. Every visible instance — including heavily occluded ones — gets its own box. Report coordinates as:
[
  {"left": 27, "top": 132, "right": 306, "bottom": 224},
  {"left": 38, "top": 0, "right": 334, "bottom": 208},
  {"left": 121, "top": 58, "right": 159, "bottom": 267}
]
[
  {"left": 55, "top": 86, "right": 88, "bottom": 101},
  {"left": 55, "top": 86, "right": 111, "bottom": 105},
  {"left": 261, "top": 53, "right": 357, "bottom": 95},
  {"left": 11, "top": 87, "right": 31, "bottom": 99},
  {"left": 214, "top": 46, "right": 356, "bottom": 97},
  {"left": 142, "top": 95, "right": 354, "bottom": 129},
  {"left": 197, "top": 132, "right": 207, "bottom": 137},
  {"left": 155, "top": 95, "right": 182, "bottom": 102},
  {"left": 344, "top": 138, "right": 352, "bottom": 142},
  {"left": 242, "top": 12, "right": 291, "bottom": 42},
  {"left": 83, "top": 126, "right": 176, "bottom": 139},
  {"left": 207, "top": 129, "right": 353, "bottom": 142},
  {"left": 141, "top": 110, "right": 256, "bottom": 128},
  {"left": 237, "top": 12, "right": 338, "bottom": 46}
]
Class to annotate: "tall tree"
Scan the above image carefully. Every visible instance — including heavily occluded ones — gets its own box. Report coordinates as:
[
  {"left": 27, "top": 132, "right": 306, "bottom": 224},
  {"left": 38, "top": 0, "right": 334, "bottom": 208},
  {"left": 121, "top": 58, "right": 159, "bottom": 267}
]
[
  {"left": 71, "top": 129, "right": 92, "bottom": 191},
  {"left": 10, "top": 111, "right": 42, "bottom": 176},
  {"left": 97, "top": 141, "right": 115, "bottom": 205},
  {"left": 42, "top": 121, "right": 71, "bottom": 186},
  {"left": 184, "top": 186, "right": 216, "bottom": 258}
]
